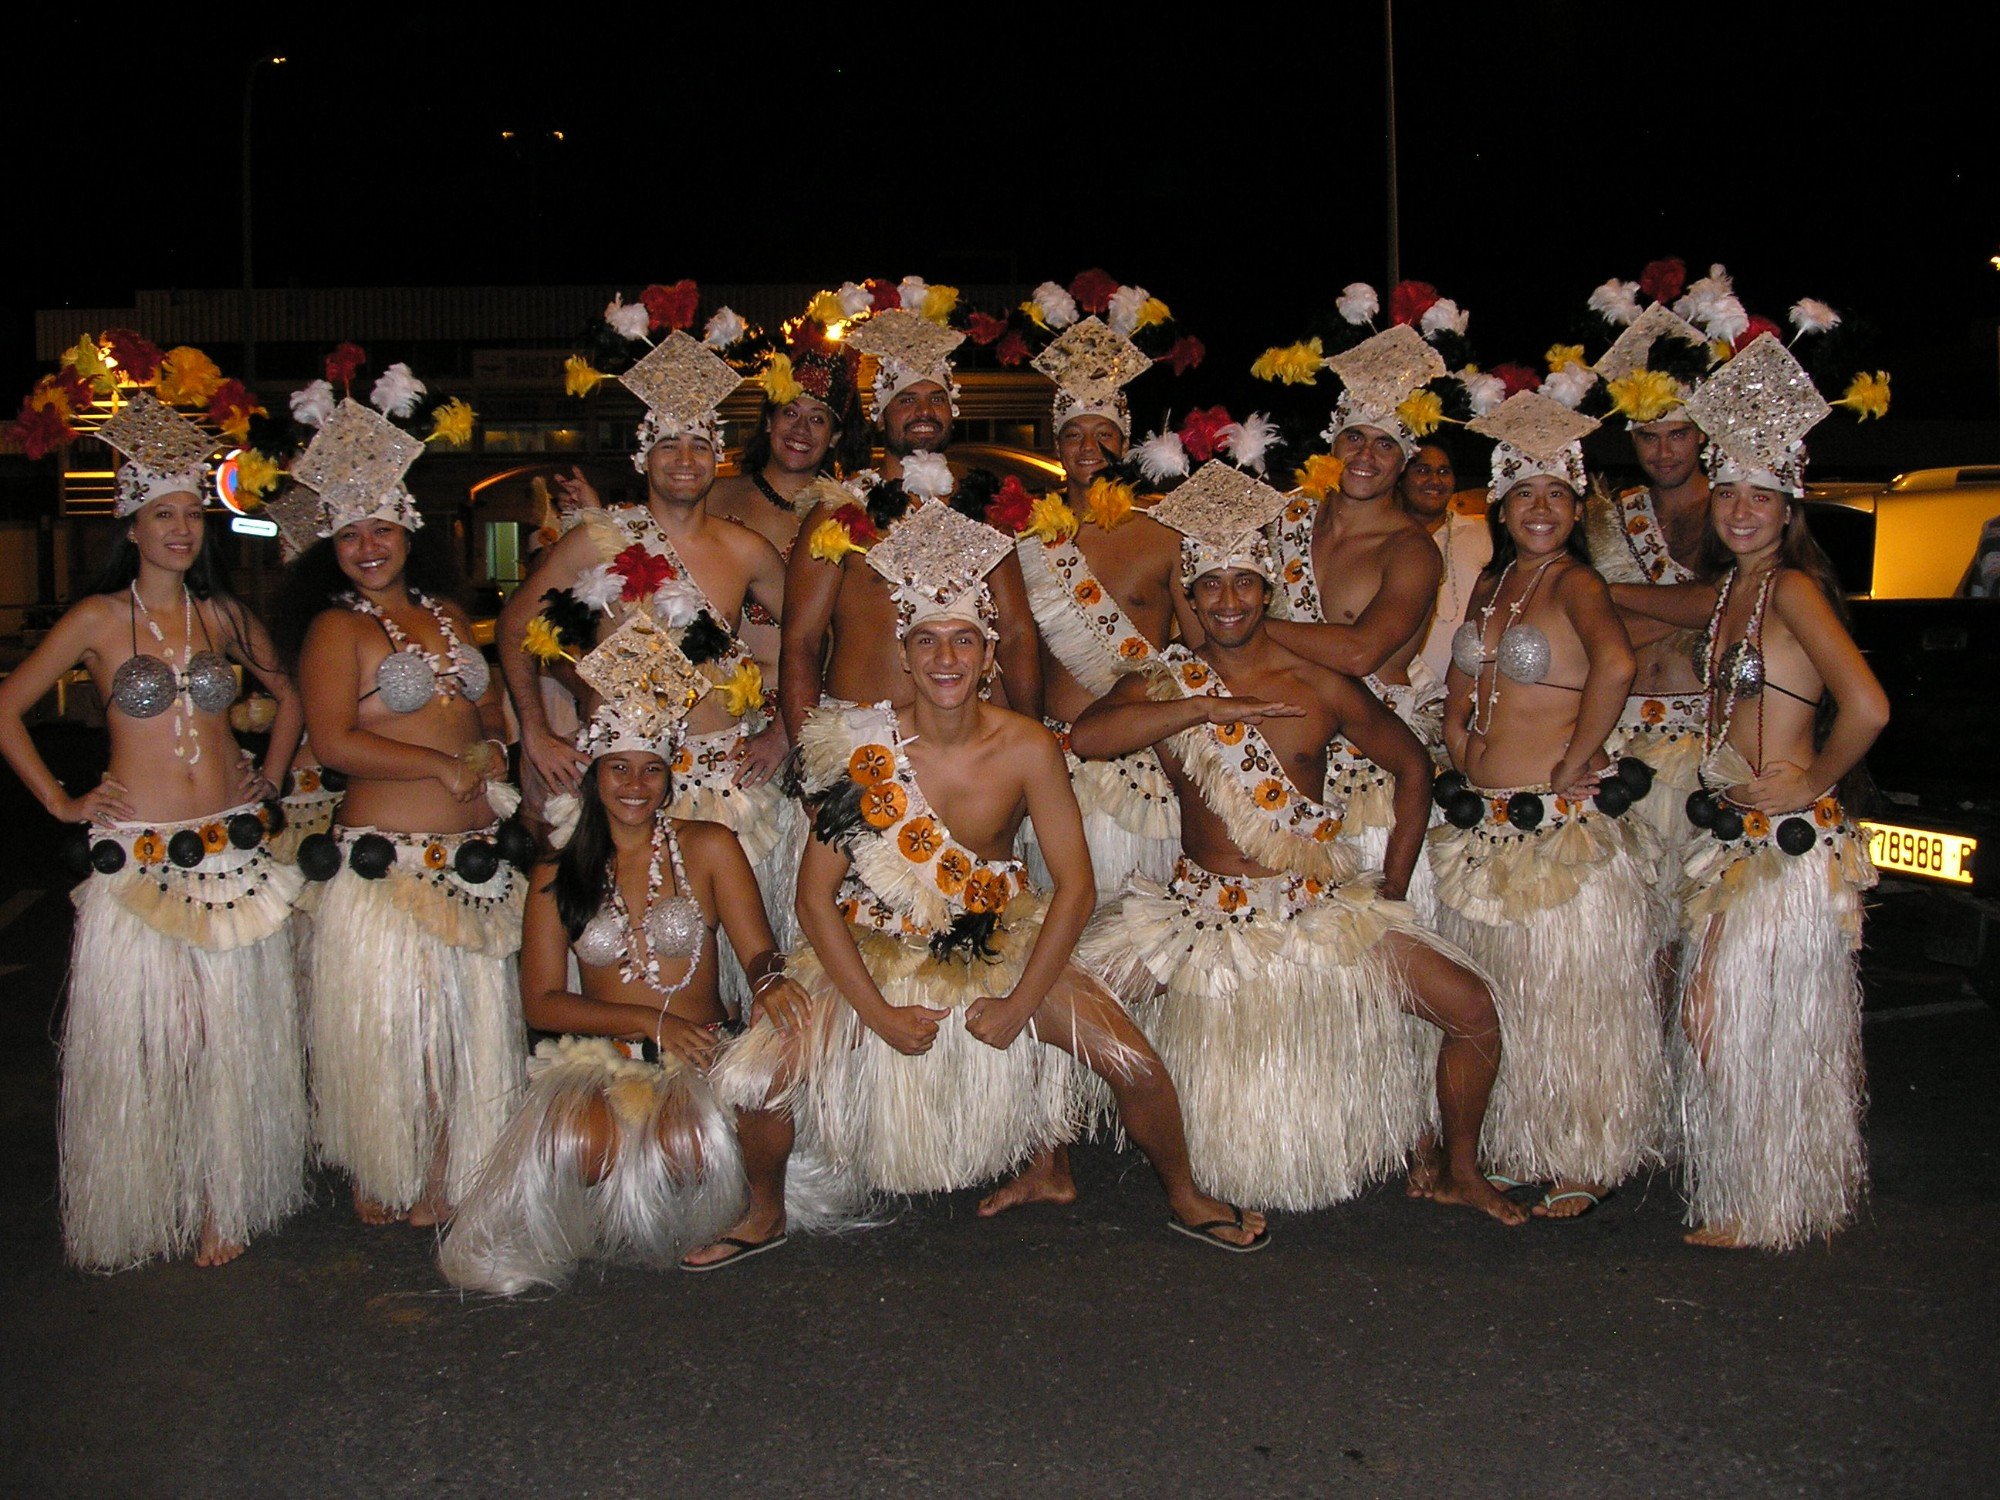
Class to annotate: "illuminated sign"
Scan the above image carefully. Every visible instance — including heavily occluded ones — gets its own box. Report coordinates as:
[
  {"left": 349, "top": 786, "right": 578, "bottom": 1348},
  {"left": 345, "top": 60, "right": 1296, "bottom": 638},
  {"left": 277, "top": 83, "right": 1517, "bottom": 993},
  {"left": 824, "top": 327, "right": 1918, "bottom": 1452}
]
[
  {"left": 1859, "top": 820, "right": 1976, "bottom": 885},
  {"left": 229, "top": 515, "right": 279, "bottom": 538}
]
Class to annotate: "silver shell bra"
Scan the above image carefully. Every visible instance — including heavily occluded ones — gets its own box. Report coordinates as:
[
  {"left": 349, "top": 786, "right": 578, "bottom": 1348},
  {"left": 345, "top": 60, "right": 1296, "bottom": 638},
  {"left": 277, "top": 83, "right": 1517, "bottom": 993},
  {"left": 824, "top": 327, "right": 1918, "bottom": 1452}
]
[
  {"left": 110, "top": 586, "right": 236, "bottom": 718},
  {"left": 1451, "top": 619, "right": 1553, "bottom": 685},
  {"left": 348, "top": 592, "right": 491, "bottom": 713},
  {"left": 574, "top": 818, "right": 705, "bottom": 989}
]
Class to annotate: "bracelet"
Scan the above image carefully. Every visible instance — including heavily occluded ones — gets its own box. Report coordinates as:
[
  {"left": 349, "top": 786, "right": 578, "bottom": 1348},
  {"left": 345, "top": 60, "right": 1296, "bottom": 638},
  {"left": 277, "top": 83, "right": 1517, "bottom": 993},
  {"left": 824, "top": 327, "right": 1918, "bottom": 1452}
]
[{"left": 750, "top": 968, "right": 788, "bottom": 995}]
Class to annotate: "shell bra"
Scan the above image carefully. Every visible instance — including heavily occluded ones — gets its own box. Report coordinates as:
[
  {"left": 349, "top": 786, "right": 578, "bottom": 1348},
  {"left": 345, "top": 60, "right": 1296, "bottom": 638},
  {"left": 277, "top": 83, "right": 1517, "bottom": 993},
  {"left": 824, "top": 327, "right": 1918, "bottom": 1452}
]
[
  {"left": 110, "top": 586, "right": 236, "bottom": 719},
  {"left": 347, "top": 592, "right": 490, "bottom": 712},
  {"left": 573, "top": 815, "right": 705, "bottom": 997},
  {"left": 1015, "top": 530, "right": 1161, "bottom": 697},
  {"left": 1146, "top": 647, "right": 1359, "bottom": 885},
  {"left": 806, "top": 702, "right": 1028, "bottom": 942}
]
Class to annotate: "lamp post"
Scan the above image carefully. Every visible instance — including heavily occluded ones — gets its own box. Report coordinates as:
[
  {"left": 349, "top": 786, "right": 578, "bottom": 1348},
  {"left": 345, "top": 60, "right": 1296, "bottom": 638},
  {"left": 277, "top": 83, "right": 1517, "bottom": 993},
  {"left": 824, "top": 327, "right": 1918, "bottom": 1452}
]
[{"left": 240, "top": 54, "right": 285, "bottom": 387}]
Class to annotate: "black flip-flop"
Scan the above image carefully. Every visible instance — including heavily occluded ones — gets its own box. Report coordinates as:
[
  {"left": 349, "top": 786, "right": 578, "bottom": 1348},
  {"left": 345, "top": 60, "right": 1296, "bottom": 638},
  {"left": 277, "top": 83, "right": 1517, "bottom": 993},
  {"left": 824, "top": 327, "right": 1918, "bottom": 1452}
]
[
  {"left": 1168, "top": 1205, "right": 1271, "bottom": 1254},
  {"left": 679, "top": 1232, "right": 789, "bottom": 1273}
]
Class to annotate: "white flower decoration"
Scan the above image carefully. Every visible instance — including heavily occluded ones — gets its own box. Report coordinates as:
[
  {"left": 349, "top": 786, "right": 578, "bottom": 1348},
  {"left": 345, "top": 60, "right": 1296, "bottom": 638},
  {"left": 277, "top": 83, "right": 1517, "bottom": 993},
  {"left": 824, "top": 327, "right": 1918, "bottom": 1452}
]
[
  {"left": 702, "top": 306, "right": 747, "bottom": 350},
  {"left": 1699, "top": 296, "right": 1749, "bottom": 346},
  {"left": 1134, "top": 428, "right": 1190, "bottom": 483},
  {"left": 1220, "top": 413, "right": 1280, "bottom": 476},
  {"left": 368, "top": 363, "right": 426, "bottom": 419},
  {"left": 837, "top": 282, "right": 874, "bottom": 318},
  {"left": 1588, "top": 278, "right": 1642, "bottom": 325},
  {"left": 573, "top": 563, "right": 623, "bottom": 613},
  {"left": 895, "top": 276, "right": 929, "bottom": 312},
  {"left": 1336, "top": 283, "right": 1379, "bottom": 326},
  {"left": 1419, "top": 298, "right": 1469, "bottom": 338},
  {"left": 289, "top": 379, "right": 336, "bottom": 428},
  {"left": 1029, "top": 281, "right": 1079, "bottom": 330},
  {"left": 899, "top": 451, "right": 954, "bottom": 501},
  {"left": 1459, "top": 370, "right": 1506, "bottom": 416},
  {"left": 652, "top": 576, "right": 701, "bottom": 629},
  {"left": 604, "top": 294, "right": 651, "bottom": 342},
  {"left": 1543, "top": 366, "right": 1597, "bottom": 410},
  {"left": 1789, "top": 298, "right": 1841, "bottom": 336},
  {"left": 1106, "top": 284, "right": 1151, "bottom": 336}
]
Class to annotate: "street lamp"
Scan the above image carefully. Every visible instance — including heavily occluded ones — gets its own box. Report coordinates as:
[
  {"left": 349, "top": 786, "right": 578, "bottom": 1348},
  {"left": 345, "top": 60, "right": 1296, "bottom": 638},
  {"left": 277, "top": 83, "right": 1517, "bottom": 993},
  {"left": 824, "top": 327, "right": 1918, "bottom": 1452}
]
[{"left": 241, "top": 54, "right": 286, "bottom": 386}]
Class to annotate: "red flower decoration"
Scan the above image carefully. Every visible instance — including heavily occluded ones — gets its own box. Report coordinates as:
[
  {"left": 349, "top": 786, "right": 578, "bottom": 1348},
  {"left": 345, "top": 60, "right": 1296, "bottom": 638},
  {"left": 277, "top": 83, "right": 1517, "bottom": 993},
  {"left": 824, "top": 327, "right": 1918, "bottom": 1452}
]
[
  {"left": 865, "top": 279, "right": 900, "bottom": 311},
  {"left": 642, "top": 280, "right": 699, "bottom": 332},
  {"left": 797, "top": 363, "right": 832, "bottom": 399},
  {"left": 1388, "top": 280, "right": 1440, "bottom": 327},
  {"left": 13, "top": 397, "right": 76, "bottom": 460},
  {"left": 1177, "top": 406, "right": 1234, "bottom": 464},
  {"left": 1492, "top": 363, "right": 1542, "bottom": 397},
  {"left": 610, "top": 543, "right": 674, "bottom": 600},
  {"left": 1163, "top": 335, "right": 1206, "bottom": 376},
  {"left": 994, "top": 331, "right": 1031, "bottom": 367},
  {"left": 1733, "top": 315, "right": 1782, "bottom": 352},
  {"left": 986, "top": 477, "right": 1034, "bottom": 532},
  {"left": 1638, "top": 257, "right": 1686, "bottom": 306},
  {"left": 831, "top": 503, "right": 879, "bottom": 544},
  {"left": 966, "top": 311, "right": 1009, "bottom": 346},
  {"left": 325, "top": 343, "right": 367, "bottom": 390},
  {"left": 1070, "top": 269, "right": 1119, "bottom": 315},
  {"left": 206, "top": 379, "right": 257, "bottom": 424},
  {"left": 101, "top": 329, "right": 162, "bottom": 385}
]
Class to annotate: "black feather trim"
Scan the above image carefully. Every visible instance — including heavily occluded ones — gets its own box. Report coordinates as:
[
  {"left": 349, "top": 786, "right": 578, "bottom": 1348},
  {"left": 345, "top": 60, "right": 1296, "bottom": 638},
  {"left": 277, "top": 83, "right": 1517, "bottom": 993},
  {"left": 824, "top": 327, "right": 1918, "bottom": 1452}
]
[
  {"left": 679, "top": 611, "right": 731, "bottom": 664},
  {"left": 810, "top": 776, "right": 867, "bottom": 847},
  {"left": 866, "top": 481, "right": 912, "bottom": 533},
  {"left": 538, "top": 586, "right": 598, "bottom": 653},
  {"left": 950, "top": 466, "right": 1000, "bottom": 523},
  {"left": 929, "top": 911, "right": 1001, "bottom": 963}
]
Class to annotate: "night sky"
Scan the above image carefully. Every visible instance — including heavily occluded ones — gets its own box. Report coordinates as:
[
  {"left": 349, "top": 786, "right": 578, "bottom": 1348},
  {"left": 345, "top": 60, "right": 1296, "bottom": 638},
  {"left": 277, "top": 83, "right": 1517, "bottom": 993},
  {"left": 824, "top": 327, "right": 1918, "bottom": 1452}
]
[{"left": 9, "top": 6, "right": 2000, "bottom": 422}]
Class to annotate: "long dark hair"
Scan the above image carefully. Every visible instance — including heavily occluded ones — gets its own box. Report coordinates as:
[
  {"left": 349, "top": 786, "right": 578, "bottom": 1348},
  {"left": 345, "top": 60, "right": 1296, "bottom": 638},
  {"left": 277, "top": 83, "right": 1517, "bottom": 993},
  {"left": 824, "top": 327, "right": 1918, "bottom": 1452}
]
[
  {"left": 93, "top": 515, "right": 270, "bottom": 673},
  {"left": 546, "top": 764, "right": 676, "bottom": 940},
  {"left": 736, "top": 393, "right": 870, "bottom": 479},
  {"left": 270, "top": 522, "right": 467, "bottom": 672},
  {"left": 1482, "top": 483, "right": 1593, "bottom": 575}
]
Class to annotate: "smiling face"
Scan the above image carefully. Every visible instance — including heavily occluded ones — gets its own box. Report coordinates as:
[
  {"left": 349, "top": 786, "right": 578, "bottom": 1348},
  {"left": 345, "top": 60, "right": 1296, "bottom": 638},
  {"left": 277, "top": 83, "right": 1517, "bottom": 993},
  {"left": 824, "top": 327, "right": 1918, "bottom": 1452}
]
[
  {"left": 766, "top": 397, "right": 839, "bottom": 476},
  {"left": 1056, "top": 414, "right": 1127, "bottom": 489},
  {"left": 1498, "top": 476, "right": 1582, "bottom": 559},
  {"left": 643, "top": 431, "right": 719, "bottom": 505},
  {"left": 902, "top": 617, "right": 993, "bottom": 711},
  {"left": 1630, "top": 419, "right": 1702, "bottom": 491},
  {"left": 594, "top": 750, "right": 671, "bottom": 829},
  {"left": 1333, "top": 424, "right": 1408, "bottom": 502},
  {"left": 1710, "top": 480, "right": 1791, "bottom": 564},
  {"left": 881, "top": 380, "right": 953, "bottom": 457},
  {"left": 1187, "top": 566, "right": 1272, "bottom": 649},
  {"left": 1398, "top": 443, "right": 1457, "bottom": 525},
  {"left": 128, "top": 492, "right": 207, "bottom": 574},
  {"left": 333, "top": 516, "right": 411, "bottom": 594}
]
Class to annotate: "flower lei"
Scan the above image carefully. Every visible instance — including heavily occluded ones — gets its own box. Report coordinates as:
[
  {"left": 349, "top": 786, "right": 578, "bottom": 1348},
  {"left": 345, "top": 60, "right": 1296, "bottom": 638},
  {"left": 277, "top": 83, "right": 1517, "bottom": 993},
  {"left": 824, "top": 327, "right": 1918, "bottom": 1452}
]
[{"left": 604, "top": 815, "right": 701, "bottom": 1005}]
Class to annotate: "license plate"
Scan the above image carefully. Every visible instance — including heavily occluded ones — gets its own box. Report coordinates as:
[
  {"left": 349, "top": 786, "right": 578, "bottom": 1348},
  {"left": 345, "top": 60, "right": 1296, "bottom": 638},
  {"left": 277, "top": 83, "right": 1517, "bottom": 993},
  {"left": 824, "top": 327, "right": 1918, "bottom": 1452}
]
[{"left": 1859, "top": 820, "right": 1976, "bottom": 885}]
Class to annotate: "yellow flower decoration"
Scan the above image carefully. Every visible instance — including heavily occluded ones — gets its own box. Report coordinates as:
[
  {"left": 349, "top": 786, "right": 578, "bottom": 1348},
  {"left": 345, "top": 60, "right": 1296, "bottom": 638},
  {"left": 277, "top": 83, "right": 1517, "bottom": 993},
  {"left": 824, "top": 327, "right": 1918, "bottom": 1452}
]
[
  {"left": 563, "top": 355, "right": 606, "bottom": 398},
  {"left": 155, "top": 348, "right": 224, "bottom": 406},
  {"left": 920, "top": 285, "right": 959, "bottom": 324},
  {"left": 1251, "top": 338, "right": 1324, "bottom": 386},
  {"left": 1252, "top": 778, "right": 1289, "bottom": 811},
  {"left": 934, "top": 846, "right": 971, "bottom": 895},
  {"left": 521, "top": 615, "right": 573, "bottom": 664},
  {"left": 1545, "top": 343, "right": 1587, "bottom": 374},
  {"left": 898, "top": 817, "right": 942, "bottom": 862},
  {"left": 1082, "top": 477, "right": 1134, "bottom": 530},
  {"left": 426, "top": 398, "right": 476, "bottom": 447},
  {"left": 1132, "top": 296, "right": 1171, "bottom": 331},
  {"left": 199, "top": 822, "right": 229, "bottom": 854},
  {"left": 1605, "top": 369, "right": 1684, "bottom": 424},
  {"left": 848, "top": 744, "right": 893, "bottom": 785},
  {"left": 1019, "top": 299, "right": 1048, "bottom": 331},
  {"left": 133, "top": 831, "right": 165, "bottom": 866},
  {"left": 758, "top": 354, "right": 804, "bottom": 407},
  {"left": 1710, "top": 339, "right": 1735, "bottom": 363},
  {"left": 235, "top": 448, "right": 284, "bottom": 499},
  {"left": 64, "top": 336, "right": 117, "bottom": 396},
  {"left": 1741, "top": 809, "right": 1771, "bottom": 840},
  {"left": 216, "top": 401, "right": 263, "bottom": 443},
  {"left": 423, "top": 841, "right": 450, "bottom": 870},
  {"left": 808, "top": 518, "right": 865, "bottom": 564},
  {"left": 808, "top": 291, "right": 846, "bottom": 325},
  {"left": 1395, "top": 389, "right": 1444, "bottom": 439},
  {"left": 1022, "top": 492, "right": 1079, "bottom": 543},
  {"left": 1216, "top": 884, "right": 1248, "bottom": 912},
  {"left": 1294, "top": 453, "right": 1345, "bottom": 501},
  {"left": 962, "top": 868, "right": 1009, "bottom": 914},
  {"left": 860, "top": 781, "right": 908, "bottom": 829},
  {"left": 1835, "top": 371, "right": 1890, "bottom": 421},
  {"left": 717, "top": 660, "right": 764, "bottom": 718}
]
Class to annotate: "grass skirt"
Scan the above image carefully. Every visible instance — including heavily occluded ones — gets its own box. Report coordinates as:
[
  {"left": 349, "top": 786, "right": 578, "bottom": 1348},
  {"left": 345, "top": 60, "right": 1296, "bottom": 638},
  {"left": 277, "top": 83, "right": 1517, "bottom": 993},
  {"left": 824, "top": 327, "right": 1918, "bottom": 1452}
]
[
  {"left": 1673, "top": 808, "right": 1874, "bottom": 1248},
  {"left": 712, "top": 894, "right": 1131, "bottom": 1194},
  {"left": 1612, "top": 692, "right": 1709, "bottom": 944},
  {"left": 297, "top": 832, "right": 526, "bottom": 1213},
  {"left": 1079, "top": 861, "right": 1439, "bottom": 1210},
  {"left": 62, "top": 814, "right": 307, "bottom": 1269},
  {"left": 438, "top": 1036, "right": 747, "bottom": 1293},
  {"left": 1429, "top": 790, "right": 1667, "bottom": 1186},
  {"left": 1020, "top": 735, "right": 1180, "bottom": 903}
]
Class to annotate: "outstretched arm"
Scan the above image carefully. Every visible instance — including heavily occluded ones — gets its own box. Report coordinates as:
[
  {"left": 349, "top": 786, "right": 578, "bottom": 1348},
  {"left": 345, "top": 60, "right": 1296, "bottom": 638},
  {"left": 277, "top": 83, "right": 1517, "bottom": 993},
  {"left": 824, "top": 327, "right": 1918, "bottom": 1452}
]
[
  {"left": 1069, "top": 670, "right": 1304, "bottom": 762},
  {"left": 1608, "top": 579, "right": 1716, "bottom": 628},
  {"left": 1334, "top": 680, "right": 1433, "bottom": 902}
]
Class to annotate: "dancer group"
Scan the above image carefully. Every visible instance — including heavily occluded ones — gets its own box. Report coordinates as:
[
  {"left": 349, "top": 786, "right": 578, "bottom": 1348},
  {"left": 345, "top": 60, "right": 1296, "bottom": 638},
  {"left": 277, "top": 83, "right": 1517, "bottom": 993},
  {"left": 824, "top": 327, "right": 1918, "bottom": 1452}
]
[{"left": 3, "top": 259, "right": 1890, "bottom": 1280}]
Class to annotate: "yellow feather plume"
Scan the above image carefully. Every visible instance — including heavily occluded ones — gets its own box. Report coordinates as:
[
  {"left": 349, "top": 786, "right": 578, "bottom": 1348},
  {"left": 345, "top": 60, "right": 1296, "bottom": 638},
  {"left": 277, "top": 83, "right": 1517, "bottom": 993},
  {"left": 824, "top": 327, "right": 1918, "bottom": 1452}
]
[
  {"left": 235, "top": 448, "right": 284, "bottom": 498},
  {"left": 1133, "top": 297, "right": 1171, "bottom": 331},
  {"left": 1294, "top": 453, "right": 1345, "bottom": 502},
  {"left": 1251, "top": 339, "right": 1324, "bottom": 386},
  {"left": 1605, "top": 370, "right": 1684, "bottom": 424},
  {"left": 808, "top": 518, "right": 865, "bottom": 564},
  {"left": 426, "top": 398, "right": 476, "bottom": 447},
  {"left": 155, "top": 348, "right": 224, "bottom": 406},
  {"left": 1545, "top": 343, "right": 1587, "bottom": 373},
  {"left": 522, "top": 616, "right": 572, "bottom": 665},
  {"left": 921, "top": 285, "right": 959, "bottom": 324},
  {"left": 1396, "top": 389, "right": 1444, "bottom": 438},
  {"left": 1834, "top": 371, "right": 1890, "bottom": 421},
  {"left": 1022, "top": 493, "right": 1079, "bottom": 543},
  {"left": 718, "top": 661, "right": 765, "bottom": 719},
  {"left": 758, "top": 354, "right": 805, "bottom": 407},
  {"left": 564, "top": 355, "right": 606, "bottom": 398},
  {"left": 1082, "top": 478, "right": 1135, "bottom": 530}
]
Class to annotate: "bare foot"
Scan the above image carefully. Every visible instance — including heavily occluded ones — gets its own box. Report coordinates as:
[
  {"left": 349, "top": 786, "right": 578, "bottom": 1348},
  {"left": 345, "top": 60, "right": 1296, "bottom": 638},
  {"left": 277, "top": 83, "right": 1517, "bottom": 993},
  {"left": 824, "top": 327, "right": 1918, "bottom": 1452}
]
[
  {"left": 1533, "top": 1181, "right": 1610, "bottom": 1220},
  {"left": 683, "top": 1206, "right": 787, "bottom": 1269},
  {"left": 405, "top": 1192, "right": 452, "bottom": 1229},
  {"left": 352, "top": 1185, "right": 406, "bottom": 1226},
  {"left": 195, "top": 1219, "right": 246, "bottom": 1267},
  {"left": 1684, "top": 1222, "right": 1752, "bottom": 1249},
  {"left": 1405, "top": 1135, "right": 1443, "bottom": 1200},
  {"left": 1169, "top": 1192, "right": 1268, "bottom": 1248},
  {"left": 978, "top": 1147, "right": 1077, "bottom": 1217},
  {"left": 1427, "top": 1163, "right": 1528, "bottom": 1226}
]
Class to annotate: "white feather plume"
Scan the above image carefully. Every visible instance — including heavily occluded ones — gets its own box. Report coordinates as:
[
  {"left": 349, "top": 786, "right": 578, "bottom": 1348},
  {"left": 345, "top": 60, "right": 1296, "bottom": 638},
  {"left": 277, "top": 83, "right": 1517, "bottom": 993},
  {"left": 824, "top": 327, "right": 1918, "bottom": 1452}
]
[{"left": 1134, "top": 429, "right": 1190, "bottom": 483}]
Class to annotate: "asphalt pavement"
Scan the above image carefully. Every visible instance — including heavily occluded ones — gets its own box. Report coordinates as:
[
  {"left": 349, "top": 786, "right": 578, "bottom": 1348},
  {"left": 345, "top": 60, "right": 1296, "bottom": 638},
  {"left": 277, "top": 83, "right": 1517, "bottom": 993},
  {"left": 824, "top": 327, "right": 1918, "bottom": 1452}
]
[{"left": 1, "top": 725, "right": 1994, "bottom": 1499}]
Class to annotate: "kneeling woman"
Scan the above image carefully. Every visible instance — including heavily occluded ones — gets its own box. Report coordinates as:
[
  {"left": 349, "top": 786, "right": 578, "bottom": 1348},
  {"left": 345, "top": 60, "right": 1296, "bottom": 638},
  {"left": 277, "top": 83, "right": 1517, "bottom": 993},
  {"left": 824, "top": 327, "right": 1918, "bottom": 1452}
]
[
  {"left": 440, "top": 695, "right": 806, "bottom": 1292},
  {"left": 1430, "top": 394, "right": 1665, "bottom": 1219},
  {"left": 1627, "top": 332, "right": 1888, "bottom": 1250},
  {"left": 280, "top": 471, "right": 521, "bottom": 1229},
  {"left": 0, "top": 386, "right": 306, "bottom": 1269}
]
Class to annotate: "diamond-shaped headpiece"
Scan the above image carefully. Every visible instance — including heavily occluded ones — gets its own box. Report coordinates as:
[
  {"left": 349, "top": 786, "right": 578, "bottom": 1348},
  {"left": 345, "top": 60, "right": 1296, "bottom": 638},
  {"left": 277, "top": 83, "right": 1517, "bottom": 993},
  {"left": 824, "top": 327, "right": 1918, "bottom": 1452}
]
[
  {"left": 575, "top": 611, "right": 707, "bottom": 741},
  {"left": 1326, "top": 324, "right": 1448, "bottom": 413},
  {"left": 616, "top": 330, "right": 743, "bottom": 427},
  {"left": 1032, "top": 315, "right": 1153, "bottom": 402},
  {"left": 1466, "top": 391, "right": 1601, "bottom": 465},
  {"left": 1147, "top": 461, "right": 1292, "bottom": 556},
  {"left": 845, "top": 309, "right": 965, "bottom": 379},
  {"left": 94, "top": 390, "right": 216, "bottom": 473},
  {"left": 294, "top": 398, "right": 424, "bottom": 513},
  {"left": 863, "top": 499, "right": 1014, "bottom": 598},
  {"left": 1593, "top": 302, "right": 1708, "bottom": 383},
  {"left": 1681, "top": 333, "right": 1831, "bottom": 476}
]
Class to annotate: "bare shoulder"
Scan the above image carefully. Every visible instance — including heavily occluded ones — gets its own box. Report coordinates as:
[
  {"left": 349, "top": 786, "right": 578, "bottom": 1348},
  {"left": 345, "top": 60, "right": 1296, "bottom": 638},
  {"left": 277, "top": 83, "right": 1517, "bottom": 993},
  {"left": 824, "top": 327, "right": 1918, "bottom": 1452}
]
[
  {"left": 979, "top": 701, "right": 1059, "bottom": 752},
  {"left": 1772, "top": 566, "right": 1836, "bottom": 616},
  {"left": 674, "top": 815, "right": 746, "bottom": 862},
  {"left": 1554, "top": 557, "right": 1612, "bottom": 604}
]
